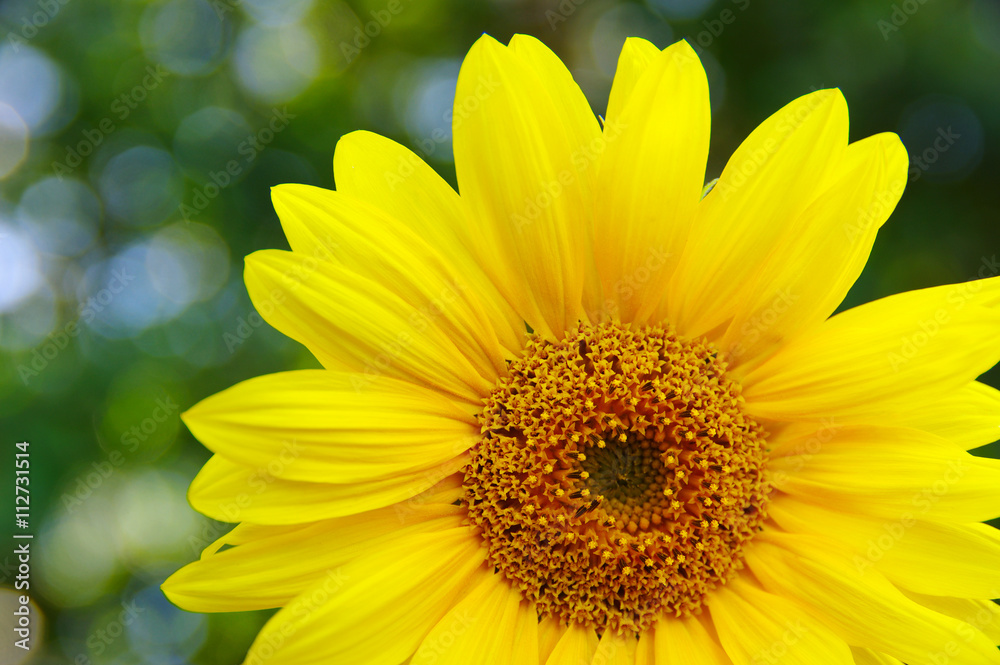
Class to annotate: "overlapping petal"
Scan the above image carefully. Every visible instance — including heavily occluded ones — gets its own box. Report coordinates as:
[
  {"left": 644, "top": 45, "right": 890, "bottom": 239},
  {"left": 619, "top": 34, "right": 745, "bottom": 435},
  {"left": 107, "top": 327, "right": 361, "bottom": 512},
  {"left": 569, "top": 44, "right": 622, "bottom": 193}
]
[
  {"left": 331, "top": 130, "right": 526, "bottom": 354},
  {"left": 411, "top": 573, "right": 538, "bottom": 665},
  {"left": 188, "top": 455, "right": 465, "bottom": 523},
  {"left": 665, "top": 88, "right": 848, "bottom": 338},
  {"left": 747, "top": 533, "right": 1000, "bottom": 665},
  {"left": 243, "top": 528, "right": 486, "bottom": 665},
  {"left": 652, "top": 614, "right": 732, "bottom": 665},
  {"left": 543, "top": 624, "right": 599, "bottom": 665},
  {"left": 769, "top": 496, "right": 1000, "bottom": 598},
  {"left": 881, "top": 381, "right": 1000, "bottom": 450},
  {"left": 594, "top": 39, "right": 710, "bottom": 324},
  {"left": 244, "top": 250, "right": 495, "bottom": 403},
  {"left": 710, "top": 576, "right": 854, "bottom": 664},
  {"left": 162, "top": 496, "right": 463, "bottom": 612},
  {"left": 183, "top": 370, "right": 476, "bottom": 484},
  {"left": 743, "top": 277, "right": 1000, "bottom": 420},
  {"left": 767, "top": 425, "right": 1000, "bottom": 523},
  {"left": 717, "top": 132, "right": 908, "bottom": 372},
  {"left": 453, "top": 34, "right": 602, "bottom": 337}
]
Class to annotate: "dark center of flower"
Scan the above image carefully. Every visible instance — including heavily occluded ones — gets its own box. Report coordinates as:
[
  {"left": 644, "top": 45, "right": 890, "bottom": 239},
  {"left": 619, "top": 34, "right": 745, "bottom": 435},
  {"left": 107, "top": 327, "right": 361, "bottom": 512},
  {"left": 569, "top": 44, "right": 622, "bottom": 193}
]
[{"left": 462, "top": 322, "right": 771, "bottom": 634}]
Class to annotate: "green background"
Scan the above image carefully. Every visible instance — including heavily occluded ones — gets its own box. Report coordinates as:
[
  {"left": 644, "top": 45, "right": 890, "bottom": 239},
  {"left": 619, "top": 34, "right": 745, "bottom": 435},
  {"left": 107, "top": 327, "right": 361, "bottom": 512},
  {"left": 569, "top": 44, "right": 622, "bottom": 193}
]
[{"left": 1, "top": 0, "right": 998, "bottom": 663}]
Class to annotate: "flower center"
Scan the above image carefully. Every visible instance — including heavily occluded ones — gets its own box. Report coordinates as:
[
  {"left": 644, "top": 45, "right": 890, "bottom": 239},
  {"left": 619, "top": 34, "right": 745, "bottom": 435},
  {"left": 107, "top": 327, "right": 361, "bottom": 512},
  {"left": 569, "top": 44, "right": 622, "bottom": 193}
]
[{"left": 462, "top": 322, "right": 770, "bottom": 634}]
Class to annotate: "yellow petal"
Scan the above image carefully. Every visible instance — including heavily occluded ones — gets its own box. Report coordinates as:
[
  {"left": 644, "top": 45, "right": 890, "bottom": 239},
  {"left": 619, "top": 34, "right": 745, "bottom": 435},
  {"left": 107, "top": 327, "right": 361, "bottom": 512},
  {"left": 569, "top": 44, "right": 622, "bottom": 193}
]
[
  {"left": 271, "top": 182, "right": 514, "bottom": 381},
  {"left": 412, "top": 573, "right": 538, "bottom": 665},
  {"left": 748, "top": 533, "right": 1000, "bottom": 665},
  {"left": 244, "top": 249, "right": 494, "bottom": 403},
  {"left": 769, "top": 495, "right": 1000, "bottom": 598},
  {"left": 851, "top": 648, "right": 905, "bottom": 665},
  {"left": 538, "top": 617, "right": 565, "bottom": 663},
  {"left": 594, "top": 40, "right": 710, "bottom": 325},
  {"left": 881, "top": 381, "right": 1000, "bottom": 450},
  {"left": 604, "top": 37, "right": 661, "bottom": 125},
  {"left": 188, "top": 454, "right": 464, "bottom": 524},
  {"left": 590, "top": 630, "right": 636, "bottom": 664},
  {"left": 709, "top": 575, "right": 853, "bottom": 665},
  {"left": 768, "top": 425, "right": 1000, "bottom": 523},
  {"left": 635, "top": 630, "right": 656, "bottom": 665},
  {"left": 244, "top": 528, "right": 486, "bottom": 665},
  {"left": 162, "top": 503, "right": 464, "bottom": 613},
  {"left": 743, "top": 277, "right": 1000, "bottom": 421},
  {"left": 901, "top": 592, "right": 1000, "bottom": 645},
  {"left": 718, "top": 132, "right": 908, "bottom": 373},
  {"left": 653, "top": 614, "right": 732, "bottom": 664},
  {"left": 183, "top": 370, "right": 476, "bottom": 484},
  {"left": 454, "top": 34, "right": 602, "bottom": 337},
  {"left": 331, "top": 130, "right": 526, "bottom": 355},
  {"left": 545, "top": 623, "right": 599, "bottom": 665},
  {"left": 666, "top": 89, "right": 848, "bottom": 337}
]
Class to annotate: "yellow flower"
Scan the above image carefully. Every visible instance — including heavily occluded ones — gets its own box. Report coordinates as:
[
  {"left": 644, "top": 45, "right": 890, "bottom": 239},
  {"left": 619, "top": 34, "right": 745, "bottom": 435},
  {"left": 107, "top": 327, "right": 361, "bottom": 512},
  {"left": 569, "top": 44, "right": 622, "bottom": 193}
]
[{"left": 163, "top": 34, "right": 1000, "bottom": 664}]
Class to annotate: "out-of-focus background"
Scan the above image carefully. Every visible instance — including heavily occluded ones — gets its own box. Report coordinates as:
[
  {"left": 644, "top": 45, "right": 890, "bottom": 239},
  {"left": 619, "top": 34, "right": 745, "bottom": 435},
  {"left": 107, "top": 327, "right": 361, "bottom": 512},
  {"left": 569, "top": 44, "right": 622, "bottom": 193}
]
[{"left": 0, "top": 0, "right": 998, "bottom": 662}]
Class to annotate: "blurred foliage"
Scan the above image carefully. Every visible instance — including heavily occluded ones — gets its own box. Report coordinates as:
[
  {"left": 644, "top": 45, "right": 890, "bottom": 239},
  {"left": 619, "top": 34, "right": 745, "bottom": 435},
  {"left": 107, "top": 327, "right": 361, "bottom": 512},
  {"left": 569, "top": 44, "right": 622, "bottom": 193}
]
[{"left": 0, "top": 0, "right": 998, "bottom": 663}]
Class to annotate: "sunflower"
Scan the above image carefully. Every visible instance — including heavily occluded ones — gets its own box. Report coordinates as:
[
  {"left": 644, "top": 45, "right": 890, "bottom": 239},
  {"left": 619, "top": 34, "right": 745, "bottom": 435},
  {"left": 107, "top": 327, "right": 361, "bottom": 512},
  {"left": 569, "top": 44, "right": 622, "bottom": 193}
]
[{"left": 163, "top": 34, "right": 1000, "bottom": 665}]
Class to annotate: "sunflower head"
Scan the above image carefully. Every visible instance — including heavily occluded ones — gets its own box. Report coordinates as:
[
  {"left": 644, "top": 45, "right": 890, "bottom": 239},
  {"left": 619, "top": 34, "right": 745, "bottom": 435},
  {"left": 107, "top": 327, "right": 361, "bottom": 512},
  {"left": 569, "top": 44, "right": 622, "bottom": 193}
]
[{"left": 163, "top": 32, "right": 1000, "bottom": 665}]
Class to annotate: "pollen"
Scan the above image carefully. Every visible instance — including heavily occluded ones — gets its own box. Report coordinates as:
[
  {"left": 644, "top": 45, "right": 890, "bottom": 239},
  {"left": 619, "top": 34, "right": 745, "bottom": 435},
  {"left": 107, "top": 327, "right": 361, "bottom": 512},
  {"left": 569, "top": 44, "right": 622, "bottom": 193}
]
[{"left": 462, "top": 322, "right": 770, "bottom": 634}]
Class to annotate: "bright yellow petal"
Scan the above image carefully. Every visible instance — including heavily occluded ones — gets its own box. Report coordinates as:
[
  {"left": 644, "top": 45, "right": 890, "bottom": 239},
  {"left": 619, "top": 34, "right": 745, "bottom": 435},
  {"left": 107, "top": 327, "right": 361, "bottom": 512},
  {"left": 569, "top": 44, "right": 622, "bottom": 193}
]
[
  {"left": 271, "top": 182, "right": 515, "bottom": 380},
  {"left": 769, "top": 495, "right": 1000, "bottom": 598},
  {"left": 412, "top": 573, "right": 538, "bottom": 665},
  {"left": 710, "top": 575, "right": 853, "bottom": 665},
  {"left": 748, "top": 533, "right": 1000, "bottom": 665},
  {"left": 453, "top": 34, "right": 602, "bottom": 337},
  {"left": 604, "top": 37, "right": 661, "bottom": 125},
  {"left": 182, "top": 369, "right": 475, "bottom": 484},
  {"left": 742, "top": 277, "right": 1000, "bottom": 421},
  {"left": 538, "top": 617, "right": 565, "bottom": 663},
  {"left": 881, "top": 381, "right": 1000, "bottom": 450},
  {"left": 244, "top": 249, "right": 494, "bottom": 403},
  {"left": 851, "top": 648, "right": 905, "bottom": 665},
  {"left": 331, "top": 130, "right": 526, "bottom": 356},
  {"left": 653, "top": 614, "right": 732, "bottom": 664},
  {"left": 768, "top": 425, "right": 1000, "bottom": 523},
  {"left": 666, "top": 89, "right": 848, "bottom": 337},
  {"left": 594, "top": 40, "right": 710, "bottom": 325},
  {"left": 188, "top": 455, "right": 464, "bottom": 524},
  {"left": 162, "top": 503, "right": 464, "bottom": 613},
  {"left": 901, "top": 592, "right": 1000, "bottom": 645},
  {"left": 635, "top": 630, "right": 656, "bottom": 665},
  {"left": 545, "top": 623, "right": 599, "bottom": 665},
  {"left": 590, "top": 630, "right": 636, "bottom": 664},
  {"left": 718, "top": 132, "right": 908, "bottom": 373},
  {"left": 244, "top": 528, "right": 486, "bottom": 665}
]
